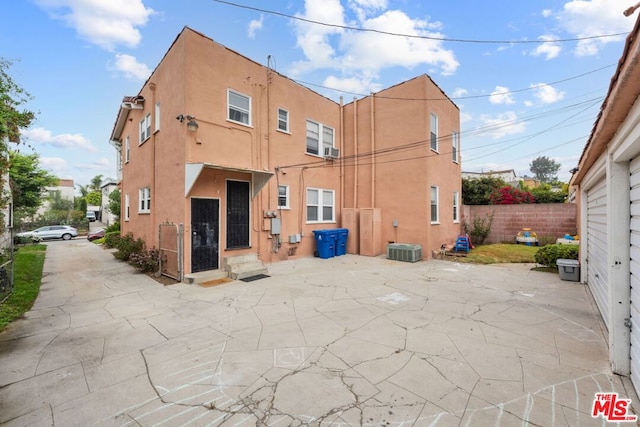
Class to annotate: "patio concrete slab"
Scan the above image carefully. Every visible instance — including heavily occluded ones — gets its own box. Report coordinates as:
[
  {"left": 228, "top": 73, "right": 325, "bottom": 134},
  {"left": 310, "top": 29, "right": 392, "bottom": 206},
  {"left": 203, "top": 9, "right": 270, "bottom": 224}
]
[{"left": 0, "top": 239, "right": 638, "bottom": 426}]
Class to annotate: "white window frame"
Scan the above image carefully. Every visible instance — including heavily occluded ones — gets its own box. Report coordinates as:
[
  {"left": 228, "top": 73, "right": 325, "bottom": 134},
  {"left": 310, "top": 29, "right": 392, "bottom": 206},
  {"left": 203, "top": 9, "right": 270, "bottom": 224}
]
[
  {"left": 138, "top": 187, "right": 151, "bottom": 214},
  {"left": 154, "top": 102, "right": 161, "bottom": 133},
  {"left": 277, "top": 108, "right": 289, "bottom": 133},
  {"left": 452, "top": 131, "right": 459, "bottom": 163},
  {"left": 430, "top": 113, "right": 438, "bottom": 152},
  {"left": 453, "top": 191, "right": 459, "bottom": 223},
  {"left": 278, "top": 185, "right": 290, "bottom": 209},
  {"left": 139, "top": 113, "right": 151, "bottom": 145},
  {"left": 430, "top": 186, "right": 439, "bottom": 224},
  {"left": 125, "top": 193, "right": 130, "bottom": 221},
  {"left": 306, "top": 188, "right": 335, "bottom": 223},
  {"left": 306, "top": 120, "right": 334, "bottom": 156},
  {"left": 227, "top": 89, "right": 251, "bottom": 126},
  {"left": 125, "top": 136, "right": 130, "bottom": 163}
]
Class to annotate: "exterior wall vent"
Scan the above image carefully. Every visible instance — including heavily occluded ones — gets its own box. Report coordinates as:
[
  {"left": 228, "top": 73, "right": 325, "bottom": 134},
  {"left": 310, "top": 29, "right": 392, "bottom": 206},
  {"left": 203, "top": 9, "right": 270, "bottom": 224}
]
[{"left": 386, "top": 243, "right": 422, "bottom": 262}]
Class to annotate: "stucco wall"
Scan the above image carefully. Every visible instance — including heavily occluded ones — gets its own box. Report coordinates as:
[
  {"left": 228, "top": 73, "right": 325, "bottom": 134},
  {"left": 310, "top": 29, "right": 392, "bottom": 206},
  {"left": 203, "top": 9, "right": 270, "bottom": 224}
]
[{"left": 461, "top": 204, "right": 577, "bottom": 244}]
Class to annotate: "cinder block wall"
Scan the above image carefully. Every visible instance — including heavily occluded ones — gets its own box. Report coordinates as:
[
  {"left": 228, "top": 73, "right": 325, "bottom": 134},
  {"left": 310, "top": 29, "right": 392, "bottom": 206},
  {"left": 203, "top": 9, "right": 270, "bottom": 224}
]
[{"left": 460, "top": 204, "right": 577, "bottom": 244}]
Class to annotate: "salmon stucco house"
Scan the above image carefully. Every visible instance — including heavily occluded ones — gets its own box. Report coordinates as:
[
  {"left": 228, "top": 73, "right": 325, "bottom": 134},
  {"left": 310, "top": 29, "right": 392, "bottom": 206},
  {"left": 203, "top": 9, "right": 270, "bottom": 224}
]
[{"left": 109, "top": 27, "right": 461, "bottom": 281}]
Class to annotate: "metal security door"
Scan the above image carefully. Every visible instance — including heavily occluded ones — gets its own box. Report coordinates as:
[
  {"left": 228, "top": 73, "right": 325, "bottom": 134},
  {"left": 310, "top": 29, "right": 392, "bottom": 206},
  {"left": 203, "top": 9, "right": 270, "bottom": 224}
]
[
  {"left": 191, "top": 198, "right": 219, "bottom": 273},
  {"left": 226, "top": 180, "right": 250, "bottom": 249}
]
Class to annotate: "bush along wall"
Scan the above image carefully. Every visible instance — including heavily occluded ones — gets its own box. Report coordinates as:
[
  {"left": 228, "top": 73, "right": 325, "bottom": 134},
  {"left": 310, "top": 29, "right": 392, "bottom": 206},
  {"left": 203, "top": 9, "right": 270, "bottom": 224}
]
[{"left": 534, "top": 244, "right": 579, "bottom": 268}]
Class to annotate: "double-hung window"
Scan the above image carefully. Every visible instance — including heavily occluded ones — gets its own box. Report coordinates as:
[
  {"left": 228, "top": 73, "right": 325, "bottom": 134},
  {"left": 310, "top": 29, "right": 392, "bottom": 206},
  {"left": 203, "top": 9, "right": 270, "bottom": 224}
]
[
  {"left": 125, "top": 136, "right": 130, "bottom": 163},
  {"left": 306, "top": 120, "right": 334, "bottom": 156},
  {"left": 139, "top": 187, "right": 151, "bottom": 213},
  {"left": 278, "top": 185, "right": 290, "bottom": 209},
  {"left": 125, "top": 193, "right": 130, "bottom": 221},
  {"left": 228, "top": 89, "right": 251, "bottom": 126},
  {"left": 154, "top": 102, "right": 161, "bottom": 132},
  {"left": 139, "top": 114, "right": 151, "bottom": 144},
  {"left": 452, "top": 131, "right": 459, "bottom": 163},
  {"left": 430, "top": 113, "right": 438, "bottom": 152},
  {"left": 306, "top": 188, "right": 334, "bottom": 223},
  {"left": 430, "top": 186, "right": 439, "bottom": 223},
  {"left": 453, "top": 191, "right": 459, "bottom": 223},
  {"left": 277, "top": 108, "right": 289, "bottom": 133}
]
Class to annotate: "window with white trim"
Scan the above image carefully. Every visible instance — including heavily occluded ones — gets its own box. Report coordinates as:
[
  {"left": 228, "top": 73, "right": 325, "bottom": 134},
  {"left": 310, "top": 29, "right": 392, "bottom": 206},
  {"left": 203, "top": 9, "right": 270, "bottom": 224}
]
[
  {"left": 139, "top": 113, "right": 151, "bottom": 144},
  {"left": 306, "top": 188, "right": 334, "bottom": 223},
  {"left": 154, "top": 102, "right": 161, "bottom": 132},
  {"left": 306, "top": 120, "right": 334, "bottom": 156},
  {"left": 430, "top": 113, "right": 438, "bottom": 152},
  {"left": 277, "top": 108, "right": 289, "bottom": 133},
  {"left": 125, "top": 136, "right": 130, "bottom": 163},
  {"left": 452, "top": 131, "right": 459, "bottom": 163},
  {"left": 278, "top": 185, "right": 290, "bottom": 209},
  {"left": 125, "top": 193, "right": 130, "bottom": 221},
  {"left": 453, "top": 191, "right": 459, "bottom": 223},
  {"left": 430, "top": 186, "right": 439, "bottom": 223},
  {"left": 139, "top": 187, "right": 151, "bottom": 213},
  {"left": 228, "top": 89, "right": 251, "bottom": 125}
]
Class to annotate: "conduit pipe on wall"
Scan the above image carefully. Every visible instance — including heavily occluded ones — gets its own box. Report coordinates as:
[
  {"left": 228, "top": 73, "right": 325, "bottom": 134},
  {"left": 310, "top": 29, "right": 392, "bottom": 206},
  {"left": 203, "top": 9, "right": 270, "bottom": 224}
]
[
  {"left": 370, "top": 93, "right": 376, "bottom": 207},
  {"left": 353, "top": 97, "right": 358, "bottom": 208},
  {"left": 340, "top": 97, "right": 344, "bottom": 220}
]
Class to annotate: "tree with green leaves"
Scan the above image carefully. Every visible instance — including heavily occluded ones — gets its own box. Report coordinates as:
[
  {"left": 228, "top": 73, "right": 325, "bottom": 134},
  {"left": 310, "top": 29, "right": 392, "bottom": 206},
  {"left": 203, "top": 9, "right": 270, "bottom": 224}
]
[
  {"left": 90, "top": 175, "right": 103, "bottom": 192},
  {"left": 108, "top": 188, "right": 121, "bottom": 221},
  {"left": 529, "top": 156, "right": 561, "bottom": 183},
  {"left": 462, "top": 176, "right": 505, "bottom": 205},
  {"left": 0, "top": 59, "right": 35, "bottom": 143},
  {"left": 9, "top": 151, "right": 57, "bottom": 218}
]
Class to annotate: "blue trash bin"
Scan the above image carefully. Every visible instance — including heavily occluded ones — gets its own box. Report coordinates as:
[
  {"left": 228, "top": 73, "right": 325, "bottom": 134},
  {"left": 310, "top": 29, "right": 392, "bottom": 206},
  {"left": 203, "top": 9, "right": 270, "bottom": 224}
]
[
  {"left": 313, "top": 230, "right": 335, "bottom": 259},
  {"left": 335, "top": 228, "right": 348, "bottom": 256}
]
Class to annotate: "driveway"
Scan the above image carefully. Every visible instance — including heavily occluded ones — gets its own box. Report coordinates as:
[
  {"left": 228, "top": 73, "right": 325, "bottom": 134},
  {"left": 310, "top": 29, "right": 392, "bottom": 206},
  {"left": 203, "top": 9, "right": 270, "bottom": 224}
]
[{"left": 0, "top": 240, "right": 635, "bottom": 426}]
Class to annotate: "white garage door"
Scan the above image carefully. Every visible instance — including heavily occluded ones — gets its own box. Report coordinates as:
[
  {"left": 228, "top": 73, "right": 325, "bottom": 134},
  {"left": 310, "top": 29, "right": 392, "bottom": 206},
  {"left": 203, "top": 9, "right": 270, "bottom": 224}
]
[
  {"left": 586, "top": 177, "right": 609, "bottom": 329},
  {"left": 629, "top": 157, "right": 640, "bottom": 392}
]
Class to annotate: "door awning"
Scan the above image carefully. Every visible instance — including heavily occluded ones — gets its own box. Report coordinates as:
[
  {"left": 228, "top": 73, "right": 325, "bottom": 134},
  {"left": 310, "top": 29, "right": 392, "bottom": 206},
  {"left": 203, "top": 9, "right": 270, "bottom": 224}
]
[{"left": 185, "top": 163, "right": 274, "bottom": 198}]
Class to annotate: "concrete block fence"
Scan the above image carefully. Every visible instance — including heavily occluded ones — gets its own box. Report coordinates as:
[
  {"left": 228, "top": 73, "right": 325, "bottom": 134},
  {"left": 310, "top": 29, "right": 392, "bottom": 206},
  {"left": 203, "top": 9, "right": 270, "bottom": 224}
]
[{"left": 460, "top": 204, "right": 577, "bottom": 245}]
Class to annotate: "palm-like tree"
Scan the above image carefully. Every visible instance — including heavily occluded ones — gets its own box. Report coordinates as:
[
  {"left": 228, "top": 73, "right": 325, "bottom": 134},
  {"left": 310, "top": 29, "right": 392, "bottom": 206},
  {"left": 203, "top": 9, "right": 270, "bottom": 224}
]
[{"left": 90, "top": 175, "right": 103, "bottom": 192}]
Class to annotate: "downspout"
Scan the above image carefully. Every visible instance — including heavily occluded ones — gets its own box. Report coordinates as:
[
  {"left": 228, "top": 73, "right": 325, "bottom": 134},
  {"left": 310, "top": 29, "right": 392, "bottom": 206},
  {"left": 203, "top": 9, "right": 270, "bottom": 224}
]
[
  {"left": 339, "top": 97, "right": 344, "bottom": 222},
  {"left": 370, "top": 93, "right": 376, "bottom": 207},
  {"left": 353, "top": 97, "right": 358, "bottom": 208},
  {"left": 149, "top": 83, "right": 157, "bottom": 243}
]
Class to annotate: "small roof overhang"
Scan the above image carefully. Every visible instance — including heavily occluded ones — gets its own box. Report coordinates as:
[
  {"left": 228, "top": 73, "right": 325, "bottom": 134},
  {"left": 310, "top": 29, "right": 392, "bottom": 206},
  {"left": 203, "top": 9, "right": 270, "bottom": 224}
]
[{"left": 185, "top": 163, "right": 274, "bottom": 198}]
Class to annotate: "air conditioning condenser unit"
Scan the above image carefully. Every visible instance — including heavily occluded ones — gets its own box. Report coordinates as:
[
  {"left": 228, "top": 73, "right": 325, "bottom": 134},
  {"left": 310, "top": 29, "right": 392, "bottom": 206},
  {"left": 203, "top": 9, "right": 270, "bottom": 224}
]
[{"left": 387, "top": 243, "right": 422, "bottom": 262}]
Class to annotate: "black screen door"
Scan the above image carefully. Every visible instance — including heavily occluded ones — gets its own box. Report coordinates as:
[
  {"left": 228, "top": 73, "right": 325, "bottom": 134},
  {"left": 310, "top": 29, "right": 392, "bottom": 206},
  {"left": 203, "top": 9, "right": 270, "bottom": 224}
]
[
  {"left": 191, "top": 198, "right": 219, "bottom": 272},
  {"left": 226, "top": 180, "right": 250, "bottom": 249}
]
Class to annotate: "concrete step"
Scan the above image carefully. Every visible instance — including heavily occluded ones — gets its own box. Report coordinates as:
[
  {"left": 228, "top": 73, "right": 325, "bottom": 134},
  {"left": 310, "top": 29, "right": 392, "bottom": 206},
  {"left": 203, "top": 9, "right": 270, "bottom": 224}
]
[
  {"left": 222, "top": 253, "right": 260, "bottom": 267},
  {"left": 183, "top": 269, "right": 229, "bottom": 284},
  {"left": 228, "top": 263, "right": 269, "bottom": 280}
]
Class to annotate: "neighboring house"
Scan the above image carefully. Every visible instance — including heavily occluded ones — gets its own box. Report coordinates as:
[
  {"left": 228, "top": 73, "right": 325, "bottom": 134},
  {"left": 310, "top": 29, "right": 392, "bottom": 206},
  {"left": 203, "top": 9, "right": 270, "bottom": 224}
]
[
  {"left": 462, "top": 169, "right": 518, "bottom": 186},
  {"left": 569, "top": 13, "right": 640, "bottom": 396},
  {"left": 109, "top": 27, "right": 461, "bottom": 279},
  {"left": 34, "top": 178, "right": 74, "bottom": 218},
  {"left": 519, "top": 177, "right": 541, "bottom": 189},
  {"left": 100, "top": 181, "right": 119, "bottom": 225}
]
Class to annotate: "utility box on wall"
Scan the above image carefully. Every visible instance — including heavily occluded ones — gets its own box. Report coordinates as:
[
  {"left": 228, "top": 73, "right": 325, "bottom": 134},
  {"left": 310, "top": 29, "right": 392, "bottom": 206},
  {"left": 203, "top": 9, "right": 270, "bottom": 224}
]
[
  {"left": 342, "top": 208, "right": 359, "bottom": 254},
  {"left": 359, "top": 208, "right": 382, "bottom": 256}
]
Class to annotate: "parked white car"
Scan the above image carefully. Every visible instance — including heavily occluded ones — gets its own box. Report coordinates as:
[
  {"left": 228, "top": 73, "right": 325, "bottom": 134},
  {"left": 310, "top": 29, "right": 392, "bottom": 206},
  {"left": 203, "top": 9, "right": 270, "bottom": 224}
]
[{"left": 16, "top": 225, "right": 78, "bottom": 241}]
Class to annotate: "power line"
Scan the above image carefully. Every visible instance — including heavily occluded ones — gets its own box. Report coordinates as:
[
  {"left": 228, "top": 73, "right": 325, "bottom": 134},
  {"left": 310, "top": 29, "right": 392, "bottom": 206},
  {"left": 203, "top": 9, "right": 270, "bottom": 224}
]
[{"left": 212, "top": 0, "right": 628, "bottom": 44}]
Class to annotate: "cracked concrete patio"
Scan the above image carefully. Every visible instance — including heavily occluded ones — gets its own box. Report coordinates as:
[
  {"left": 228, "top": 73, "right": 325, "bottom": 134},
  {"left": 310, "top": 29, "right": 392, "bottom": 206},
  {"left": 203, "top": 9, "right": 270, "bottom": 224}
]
[{"left": 0, "top": 239, "right": 636, "bottom": 426}]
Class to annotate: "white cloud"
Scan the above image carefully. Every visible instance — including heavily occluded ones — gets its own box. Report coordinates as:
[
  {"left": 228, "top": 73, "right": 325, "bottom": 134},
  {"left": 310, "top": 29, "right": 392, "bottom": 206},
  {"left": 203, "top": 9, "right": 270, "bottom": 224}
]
[
  {"left": 291, "top": 1, "right": 458, "bottom": 79},
  {"left": 531, "top": 35, "right": 562, "bottom": 59},
  {"left": 541, "top": 9, "right": 553, "bottom": 18},
  {"left": 323, "top": 74, "right": 381, "bottom": 94},
  {"left": 556, "top": 0, "right": 633, "bottom": 56},
  {"left": 36, "top": 0, "right": 155, "bottom": 51},
  {"left": 40, "top": 157, "right": 69, "bottom": 177},
  {"left": 78, "top": 157, "right": 111, "bottom": 170},
  {"left": 478, "top": 111, "right": 527, "bottom": 139},
  {"left": 22, "top": 127, "right": 98, "bottom": 152},
  {"left": 248, "top": 15, "right": 264, "bottom": 39},
  {"left": 530, "top": 83, "right": 566, "bottom": 104},
  {"left": 489, "top": 86, "right": 515, "bottom": 105},
  {"left": 452, "top": 88, "right": 468, "bottom": 98},
  {"left": 113, "top": 54, "right": 151, "bottom": 80}
]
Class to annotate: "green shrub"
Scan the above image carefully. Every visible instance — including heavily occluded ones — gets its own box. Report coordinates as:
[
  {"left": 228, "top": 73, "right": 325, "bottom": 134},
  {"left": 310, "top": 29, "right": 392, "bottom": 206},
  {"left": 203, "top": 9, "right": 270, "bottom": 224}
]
[
  {"left": 103, "top": 231, "right": 121, "bottom": 249},
  {"left": 534, "top": 244, "right": 579, "bottom": 268},
  {"left": 128, "top": 248, "right": 160, "bottom": 273},
  {"left": 114, "top": 233, "right": 144, "bottom": 261},
  {"left": 105, "top": 222, "right": 120, "bottom": 233},
  {"left": 464, "top": 212, "right": 494, "bottom": 245}
]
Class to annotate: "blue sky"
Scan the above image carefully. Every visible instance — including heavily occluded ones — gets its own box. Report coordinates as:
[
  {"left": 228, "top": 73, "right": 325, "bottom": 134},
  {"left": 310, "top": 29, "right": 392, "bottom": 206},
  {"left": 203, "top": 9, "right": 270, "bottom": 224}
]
[{"left": 1, "top": 0, "right": 637, "bottom": 188}]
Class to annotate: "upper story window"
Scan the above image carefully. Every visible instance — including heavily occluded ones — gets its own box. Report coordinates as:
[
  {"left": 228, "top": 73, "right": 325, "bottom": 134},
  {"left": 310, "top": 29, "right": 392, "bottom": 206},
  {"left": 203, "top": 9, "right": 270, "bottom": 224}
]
[
  {"left": 452, "top": 131, "right": 459, "bottom": 163},
  {"left": 306, "top": 120, "right": 334, "bottom": 156},
  {"left": 139, "top": 113, "right": 151, "bottom": 145},
  {"left": 125, "top": 136, "right": 130, "bottom": 163},
  {"left": 125, "top": 193, "right": 130, "bottom": 221},
  {"left": 228, "top": 89, "right": 251, "bottom": 126},
  {"left": 139, "top": 187, "right": 151, "bottom": 214},
  {"left": 306, "top": 188, "right": 335, "bottom": 223},
  {"left": 453, "top": 191, "right": 459, "bottom": 223},
  {"left": 154, "top": 102, "right": 161, "bottom": 133},
  {"left": 430, "top": 186, "right": 439, "bottom": 224},
  {"left": 278, "top": 185, "right": 290, "bottom": 209},
  {"left": 278, "top": 108, "right": 289, "bottom": 133},
  {"left": 430, "top": 113, "right": 438, "bottom": 152}
]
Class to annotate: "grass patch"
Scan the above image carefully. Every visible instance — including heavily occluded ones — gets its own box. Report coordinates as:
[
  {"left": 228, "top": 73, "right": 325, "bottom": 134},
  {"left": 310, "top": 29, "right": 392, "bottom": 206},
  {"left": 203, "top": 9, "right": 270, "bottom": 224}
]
[
  {"left": 455, "top": 243, "right": 539, "bottom": 264},
  {"left": 0, "top": 244, "right": 46, "bottom": 331}
]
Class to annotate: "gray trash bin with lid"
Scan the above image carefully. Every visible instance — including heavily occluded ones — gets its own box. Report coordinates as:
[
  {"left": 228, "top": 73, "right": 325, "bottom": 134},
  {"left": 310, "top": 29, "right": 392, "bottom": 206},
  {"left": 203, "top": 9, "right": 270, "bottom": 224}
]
[{"left": 557, "top": 259, "right": 580, "bottom": 282}]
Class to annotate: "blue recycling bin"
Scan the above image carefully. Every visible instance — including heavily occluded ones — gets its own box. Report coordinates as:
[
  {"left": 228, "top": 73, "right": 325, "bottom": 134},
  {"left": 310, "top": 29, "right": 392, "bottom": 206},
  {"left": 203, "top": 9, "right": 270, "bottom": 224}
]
[
  {"left": 335, "top": 228, "right": 349, "bottom": 256},
  {"left": 313, "top": 230, "right": 335, "bottom": 259}
]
